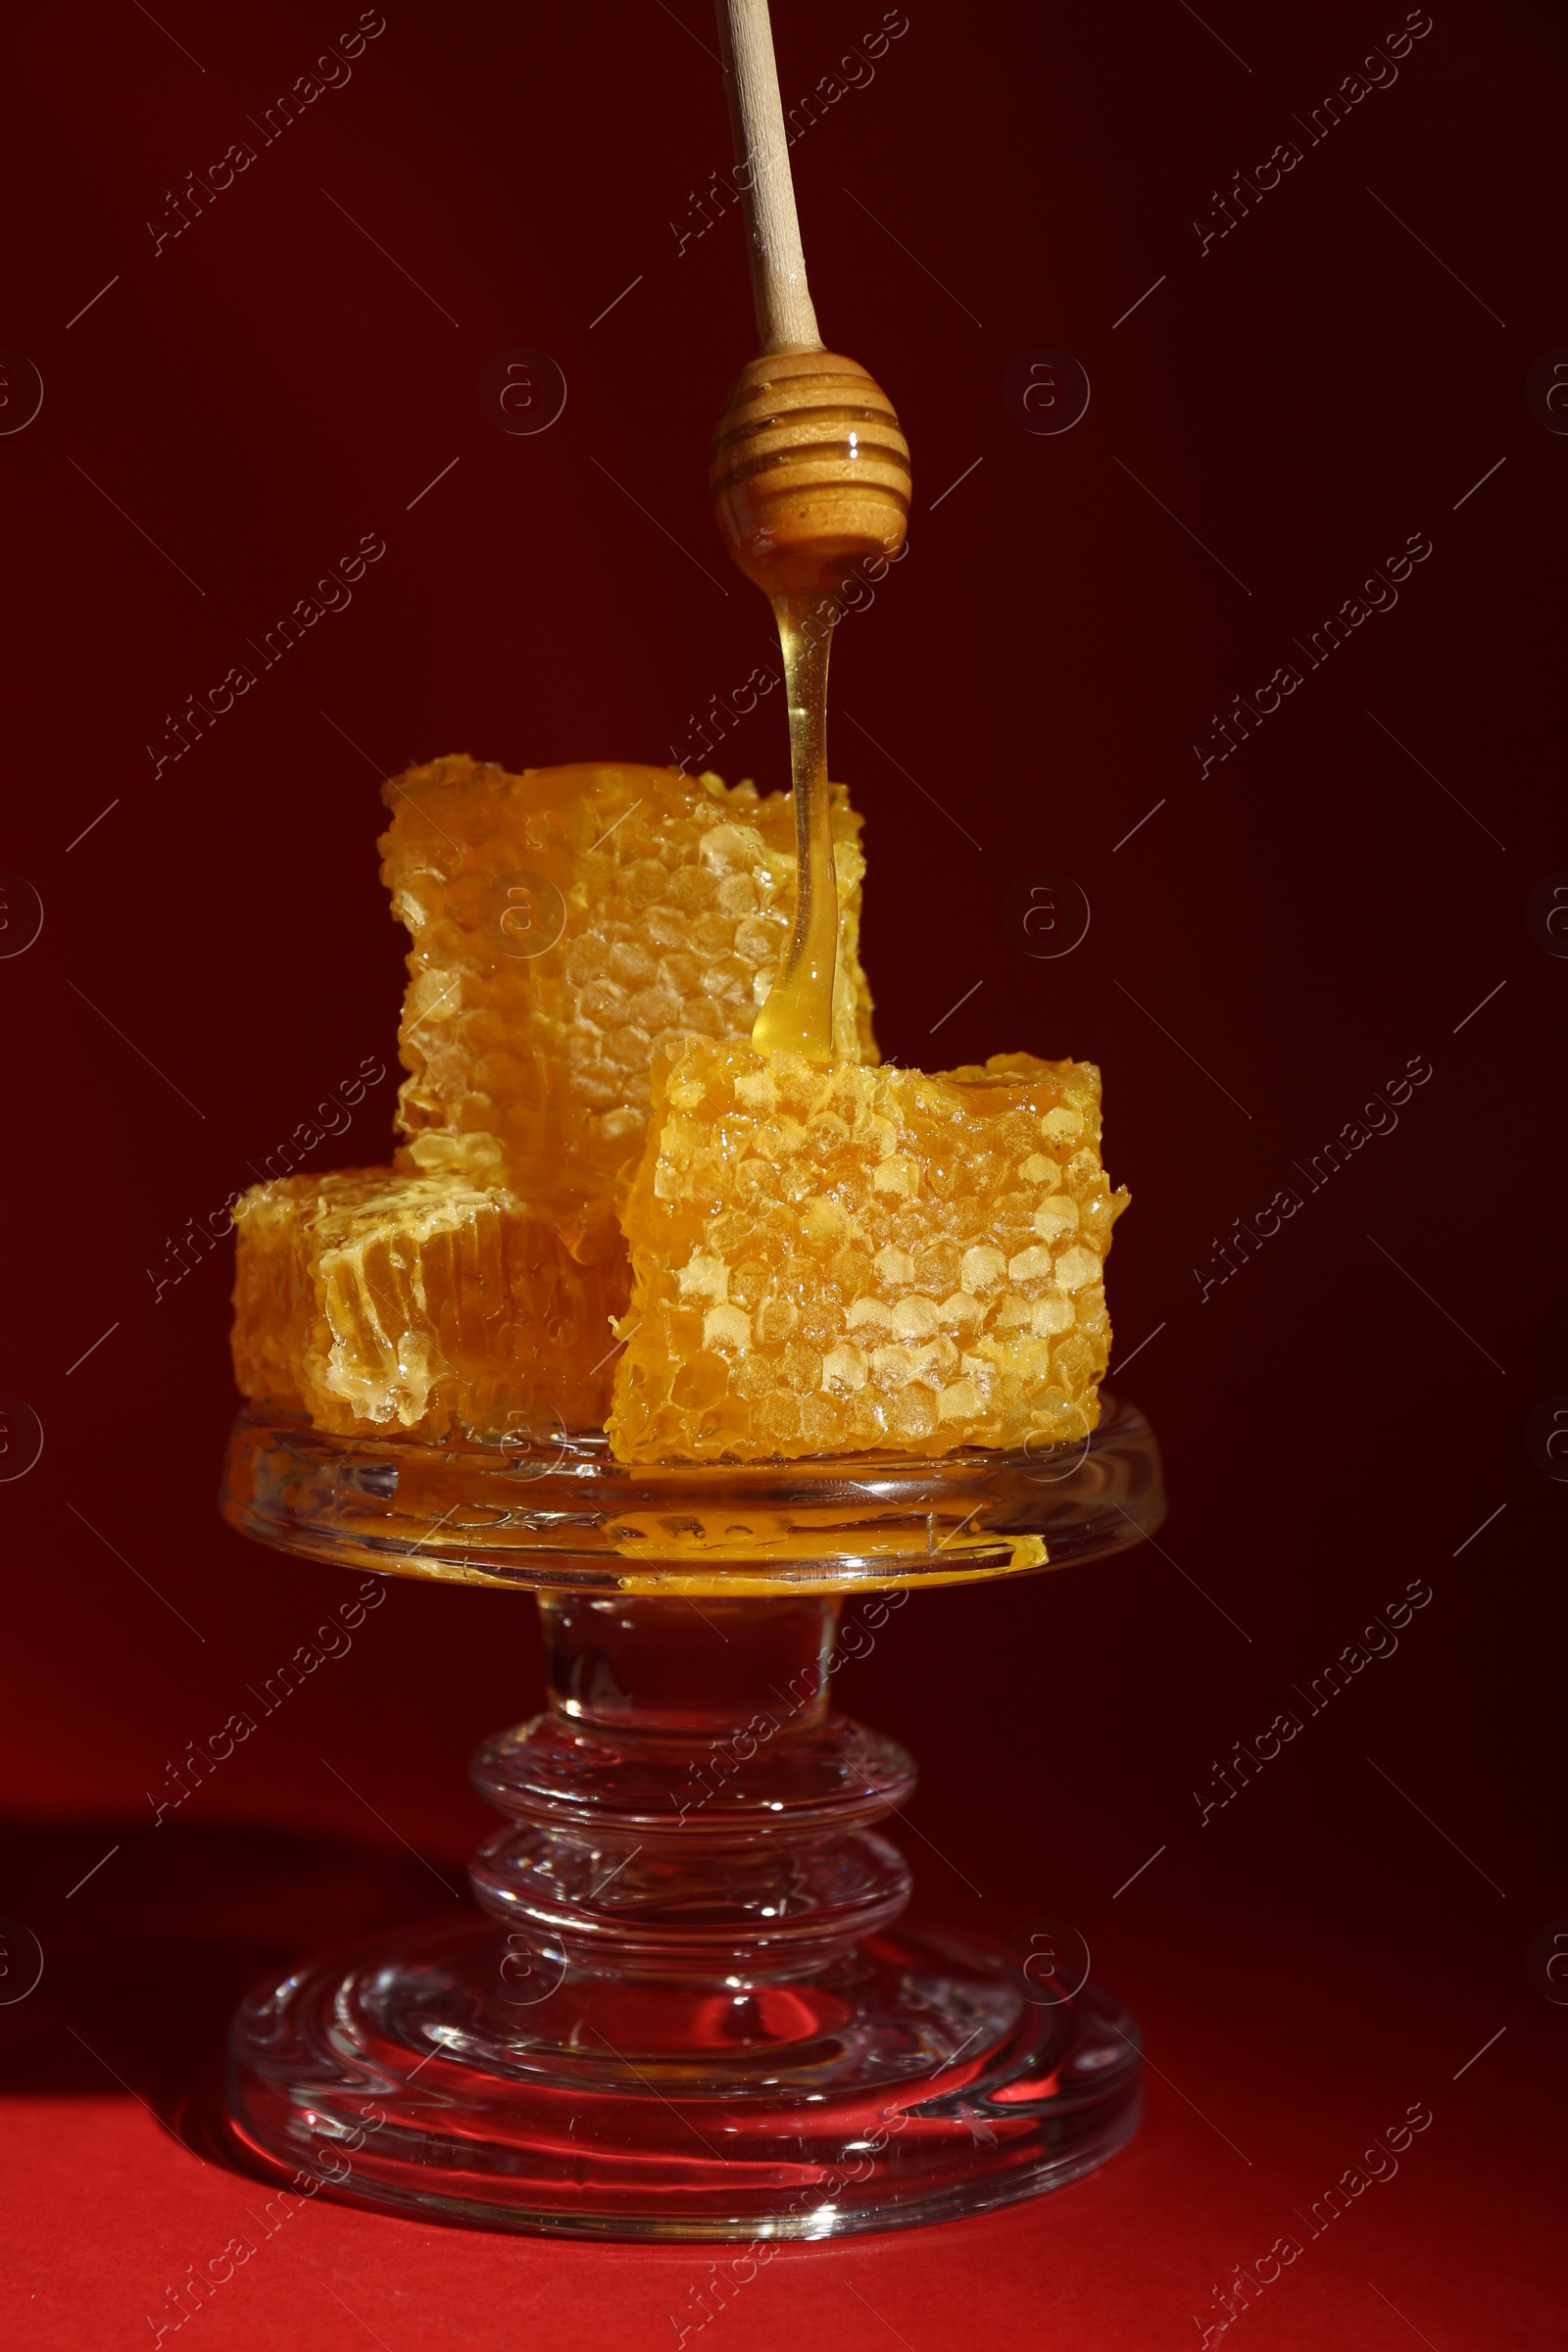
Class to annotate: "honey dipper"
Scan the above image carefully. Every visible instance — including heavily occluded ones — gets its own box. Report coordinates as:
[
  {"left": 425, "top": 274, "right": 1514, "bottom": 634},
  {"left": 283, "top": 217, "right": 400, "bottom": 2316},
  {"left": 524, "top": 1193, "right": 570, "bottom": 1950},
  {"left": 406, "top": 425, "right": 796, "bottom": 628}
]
[{"left": 708, "top": 0, "right": 911, "bottom": 1057}]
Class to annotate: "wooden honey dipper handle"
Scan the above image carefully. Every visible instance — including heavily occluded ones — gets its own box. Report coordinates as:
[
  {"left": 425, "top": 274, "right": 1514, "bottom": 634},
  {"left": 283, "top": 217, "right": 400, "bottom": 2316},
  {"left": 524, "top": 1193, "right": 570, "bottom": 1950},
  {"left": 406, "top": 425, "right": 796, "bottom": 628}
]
[
  {"left": 713, "top": 0, "right": 821, "bottom": 356},
  {"left": 710, "top": 0, "right": 911, "bottom": 598}
]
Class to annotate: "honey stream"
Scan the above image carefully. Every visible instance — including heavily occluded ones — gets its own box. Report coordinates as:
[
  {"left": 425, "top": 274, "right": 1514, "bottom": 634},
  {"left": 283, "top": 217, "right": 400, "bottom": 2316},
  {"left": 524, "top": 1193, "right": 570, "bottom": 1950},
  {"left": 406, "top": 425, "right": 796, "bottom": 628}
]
[{"left": 750, "top": 590, "right": 840, "bottom": 1061}]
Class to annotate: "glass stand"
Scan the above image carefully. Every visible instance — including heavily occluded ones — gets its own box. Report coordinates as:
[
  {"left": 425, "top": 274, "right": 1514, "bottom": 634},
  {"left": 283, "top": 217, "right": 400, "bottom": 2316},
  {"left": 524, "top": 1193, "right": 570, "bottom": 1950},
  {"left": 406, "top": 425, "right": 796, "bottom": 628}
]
[{"left": 220, "top": 1396, "right": 1163, "bottom": 2239}]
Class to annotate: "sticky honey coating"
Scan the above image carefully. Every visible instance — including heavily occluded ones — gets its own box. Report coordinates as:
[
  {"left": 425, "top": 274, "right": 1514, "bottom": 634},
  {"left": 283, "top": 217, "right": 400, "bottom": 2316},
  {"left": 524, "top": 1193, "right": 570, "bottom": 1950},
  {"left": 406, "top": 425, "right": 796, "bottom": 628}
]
[
  {"left": 606, "top": 1043, "right": 1129, "bottom": 1464},
  {"left": 230, "top": 1166, "right": 629, "bottom": 1440},
  {"left": 382, "top": 757, "right": 877, "bottom": 1211}
]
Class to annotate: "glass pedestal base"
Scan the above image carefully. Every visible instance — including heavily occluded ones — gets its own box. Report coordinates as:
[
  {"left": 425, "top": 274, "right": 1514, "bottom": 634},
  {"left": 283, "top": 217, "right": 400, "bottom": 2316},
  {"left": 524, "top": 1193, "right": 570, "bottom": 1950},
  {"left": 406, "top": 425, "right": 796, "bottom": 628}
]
[
  {"left": 225, "top": 1917, "right": 1139, "bottom": 2239},
  {"left": 220, "top": 1400, "right": 1162, "bottom": 2238}
]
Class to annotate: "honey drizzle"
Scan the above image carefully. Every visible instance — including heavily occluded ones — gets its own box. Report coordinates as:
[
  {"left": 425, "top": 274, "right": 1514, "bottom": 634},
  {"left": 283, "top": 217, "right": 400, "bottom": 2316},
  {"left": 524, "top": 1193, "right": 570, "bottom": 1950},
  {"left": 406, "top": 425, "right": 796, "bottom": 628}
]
[{"left": 751, "top": 589, "right": 839, "bottom": 1060}]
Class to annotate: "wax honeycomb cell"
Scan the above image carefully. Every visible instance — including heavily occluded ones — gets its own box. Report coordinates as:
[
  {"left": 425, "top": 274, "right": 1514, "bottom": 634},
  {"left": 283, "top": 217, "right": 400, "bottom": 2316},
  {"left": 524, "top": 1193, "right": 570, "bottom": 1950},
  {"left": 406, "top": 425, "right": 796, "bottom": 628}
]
[
  {"left": 606, "top": 1044, "right": 1129, "bottom": 1463},
  {"left": 381, "top": 757, "right": 877, "bottom": 1211},
  {"left": 230, "top": 1166, "right": 628, "bottom": 1440}
]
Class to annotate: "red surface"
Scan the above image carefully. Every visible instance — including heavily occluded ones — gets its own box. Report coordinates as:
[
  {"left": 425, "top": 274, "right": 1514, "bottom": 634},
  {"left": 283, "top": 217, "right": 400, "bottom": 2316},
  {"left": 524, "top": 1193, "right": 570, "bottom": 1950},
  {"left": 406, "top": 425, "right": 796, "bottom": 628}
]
[{"left": 1, "top": 0, "right": 1562, "bottom": 2343}]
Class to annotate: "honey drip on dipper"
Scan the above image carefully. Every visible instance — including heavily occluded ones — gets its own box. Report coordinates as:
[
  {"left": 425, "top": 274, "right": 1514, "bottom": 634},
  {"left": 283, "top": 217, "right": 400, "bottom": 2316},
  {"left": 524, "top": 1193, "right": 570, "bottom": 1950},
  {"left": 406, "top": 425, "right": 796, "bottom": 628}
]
[{"left": 709, "top": 0, "right": 911, "bottom": 1059}]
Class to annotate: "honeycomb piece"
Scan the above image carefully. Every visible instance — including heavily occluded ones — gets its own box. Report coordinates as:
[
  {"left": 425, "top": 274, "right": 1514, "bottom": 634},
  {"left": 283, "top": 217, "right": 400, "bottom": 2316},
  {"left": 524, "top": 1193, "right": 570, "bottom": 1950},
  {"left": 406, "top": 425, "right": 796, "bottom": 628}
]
[
  {"left": 230, "top": 1167, "right": 628, "bottom": 1440},
  {"left": 381, "top": 758, "right": 877, "bottom": 1210},
  {"left": 607, "top": 1044, "right": 1129, "bottom": 1463}
]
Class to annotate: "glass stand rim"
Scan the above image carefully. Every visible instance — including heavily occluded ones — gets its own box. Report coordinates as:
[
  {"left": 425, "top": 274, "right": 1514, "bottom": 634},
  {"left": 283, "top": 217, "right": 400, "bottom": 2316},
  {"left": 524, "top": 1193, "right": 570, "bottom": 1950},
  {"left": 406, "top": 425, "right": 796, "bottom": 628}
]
[{"left": 220, "top": 1388, "right": 1163, "bottom": 1596}]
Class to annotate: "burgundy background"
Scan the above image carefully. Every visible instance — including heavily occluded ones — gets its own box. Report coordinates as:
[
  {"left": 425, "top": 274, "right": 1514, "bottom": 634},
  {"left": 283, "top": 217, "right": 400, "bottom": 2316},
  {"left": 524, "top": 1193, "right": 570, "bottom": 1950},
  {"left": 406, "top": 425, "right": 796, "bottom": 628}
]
[{"left": 1, "top": 0, "right": 1562, "bottom": 2343}]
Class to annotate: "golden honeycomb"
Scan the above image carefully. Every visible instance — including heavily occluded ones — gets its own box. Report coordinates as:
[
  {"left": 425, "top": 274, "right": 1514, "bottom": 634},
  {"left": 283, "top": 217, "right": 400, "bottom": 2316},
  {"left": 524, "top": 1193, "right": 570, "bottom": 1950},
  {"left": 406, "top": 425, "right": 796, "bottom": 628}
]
[
  {"left": 382, "top": 757, "right": 877, "bottom": 1211},
  {"left": 231, "top": 758, "right": 878, "bottom": 1442},
  {"left": 230, "top": 1165, "right": 628, "bottom": 1440},
  {"left": 606, "top": 1043, "right": 1128, "bottom": 1463}
]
